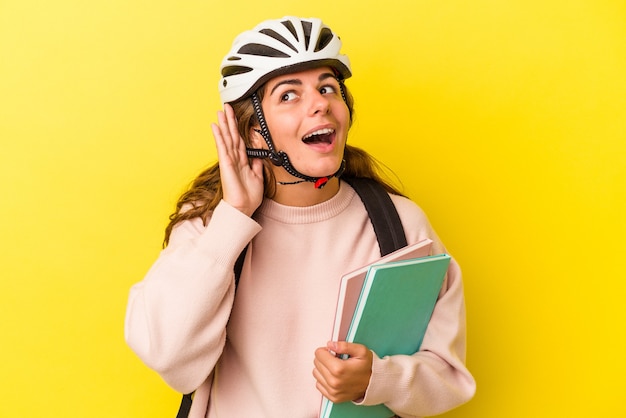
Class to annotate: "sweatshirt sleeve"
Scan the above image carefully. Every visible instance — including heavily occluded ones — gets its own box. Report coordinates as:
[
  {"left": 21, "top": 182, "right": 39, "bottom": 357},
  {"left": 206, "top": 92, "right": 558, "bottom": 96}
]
[
  {"left": 124, "top": 201, "right": 262, "bottom": 394},
  {"left": 355, "top": 195, "right": 476, "bottom": 417}
]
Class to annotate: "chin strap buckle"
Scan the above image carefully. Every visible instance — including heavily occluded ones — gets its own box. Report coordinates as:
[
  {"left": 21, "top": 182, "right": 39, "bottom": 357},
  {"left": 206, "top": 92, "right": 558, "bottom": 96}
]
[{"left": 314, "top": 177, "right": 330, "bottom": 189}]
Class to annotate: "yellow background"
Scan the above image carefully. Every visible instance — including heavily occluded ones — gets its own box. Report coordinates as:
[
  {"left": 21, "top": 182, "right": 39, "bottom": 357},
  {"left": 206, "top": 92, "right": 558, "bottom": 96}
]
[{"left": 1, "top": 0, "right": 624, "bottom": 416}]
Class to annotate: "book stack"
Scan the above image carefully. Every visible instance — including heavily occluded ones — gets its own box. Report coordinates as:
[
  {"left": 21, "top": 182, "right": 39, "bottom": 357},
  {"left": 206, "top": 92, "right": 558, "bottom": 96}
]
[{"left": 320, "top": 239, "right": 450, "bottom": 418}]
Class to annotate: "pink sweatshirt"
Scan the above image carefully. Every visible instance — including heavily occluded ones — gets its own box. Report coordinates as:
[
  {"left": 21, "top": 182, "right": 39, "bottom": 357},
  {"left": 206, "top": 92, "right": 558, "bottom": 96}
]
[{"left": 125, "top": 181, "right": 475, "bottom": 417}]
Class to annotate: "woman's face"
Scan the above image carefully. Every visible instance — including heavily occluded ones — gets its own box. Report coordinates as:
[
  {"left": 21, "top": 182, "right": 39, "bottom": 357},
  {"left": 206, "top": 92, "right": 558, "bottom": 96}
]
[{"left": 259, "top": 66, "right": 350, "bottom": 181}]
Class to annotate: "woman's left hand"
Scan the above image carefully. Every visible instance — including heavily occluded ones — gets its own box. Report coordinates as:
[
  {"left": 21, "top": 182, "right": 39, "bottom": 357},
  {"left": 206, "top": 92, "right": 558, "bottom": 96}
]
[{"left": 313, "top": 341, "right": 373, "bottom": 403}]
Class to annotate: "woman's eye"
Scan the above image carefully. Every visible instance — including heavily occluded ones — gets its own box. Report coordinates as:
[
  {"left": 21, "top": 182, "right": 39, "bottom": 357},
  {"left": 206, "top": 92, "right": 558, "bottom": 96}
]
[
  {"left": 280, "top": 91, "right": 297, "bottom": 102},
  {"left": 320, "top": 85, "right": 337, "bottom": 95}
]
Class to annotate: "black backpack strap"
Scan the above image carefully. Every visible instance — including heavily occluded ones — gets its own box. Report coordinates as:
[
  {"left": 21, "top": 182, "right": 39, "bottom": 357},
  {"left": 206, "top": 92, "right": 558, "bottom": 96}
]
[
  {"left": 176, "top": 393, "right": 193, "bottom": 418},
  {"left": 233, "top": 245, "right": 248, "bottom": 287},
  {"left": 344, "top": 177, "right": 408, "bottom": 256}
]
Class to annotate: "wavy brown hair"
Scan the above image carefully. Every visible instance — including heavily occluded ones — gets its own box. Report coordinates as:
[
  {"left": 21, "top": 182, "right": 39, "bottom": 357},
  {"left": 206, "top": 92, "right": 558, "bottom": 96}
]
[{"left": 164, "top": 82, "right": 403, "bottom": 245}]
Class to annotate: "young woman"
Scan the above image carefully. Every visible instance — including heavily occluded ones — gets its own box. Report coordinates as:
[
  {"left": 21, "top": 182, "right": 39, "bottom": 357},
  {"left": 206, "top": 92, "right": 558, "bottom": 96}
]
[{"left": 125, "top": 16, "right": 475, "bottom": 418}]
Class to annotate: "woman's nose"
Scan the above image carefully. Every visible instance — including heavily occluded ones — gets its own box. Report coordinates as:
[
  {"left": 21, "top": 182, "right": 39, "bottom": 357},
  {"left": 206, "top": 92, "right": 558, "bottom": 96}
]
[{"left": 309, "top": 91, "right": 330, "bottom": 115}]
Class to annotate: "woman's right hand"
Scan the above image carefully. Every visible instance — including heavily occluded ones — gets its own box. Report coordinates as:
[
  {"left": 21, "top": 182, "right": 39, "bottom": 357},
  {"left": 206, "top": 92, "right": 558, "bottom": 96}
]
[{"left": 211, "top": 103, "right": 265, "bottom": 217}]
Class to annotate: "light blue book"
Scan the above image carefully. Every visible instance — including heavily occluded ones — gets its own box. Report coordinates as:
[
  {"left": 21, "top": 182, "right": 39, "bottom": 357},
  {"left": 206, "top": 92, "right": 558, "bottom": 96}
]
[{"left": 320, "top": 254, "right": 451, "bottom": 418}]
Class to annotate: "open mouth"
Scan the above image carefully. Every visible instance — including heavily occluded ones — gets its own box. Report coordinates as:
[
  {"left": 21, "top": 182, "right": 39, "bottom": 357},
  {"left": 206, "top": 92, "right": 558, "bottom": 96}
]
[{"left": 302, "top": 128, "right": 335, "bottom": 145}]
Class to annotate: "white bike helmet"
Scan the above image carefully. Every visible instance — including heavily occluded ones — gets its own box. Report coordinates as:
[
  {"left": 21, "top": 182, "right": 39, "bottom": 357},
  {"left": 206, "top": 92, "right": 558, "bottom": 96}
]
[{"left": 219, "top": 16, "right": 352, "bottom": 103}]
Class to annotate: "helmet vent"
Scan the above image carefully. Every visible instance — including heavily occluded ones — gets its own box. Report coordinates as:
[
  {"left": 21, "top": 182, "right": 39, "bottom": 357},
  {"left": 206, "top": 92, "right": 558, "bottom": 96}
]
[
  {"left": 281, "top": 20, "right": 298, "bottom": 41},
  {"left": 315, "top": 27, "right": 333, "bottom": 52},
  {"left": 238, "top": 43, "right": 290, "bottom": 58},
  {"left": 259, "top": 29, "right": 297, "bottom": 53},
  {"left": 301, "top": 20, "right": 312, "bottom": 50},
  {"left": 221, "top": 65, "right": 253, "bottom": 77}
]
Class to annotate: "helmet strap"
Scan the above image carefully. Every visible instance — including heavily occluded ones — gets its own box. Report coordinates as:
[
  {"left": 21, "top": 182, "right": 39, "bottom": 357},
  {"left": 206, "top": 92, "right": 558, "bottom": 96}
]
[{"left": 338, "top": 80, "right": 351, "bottom": 120}]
